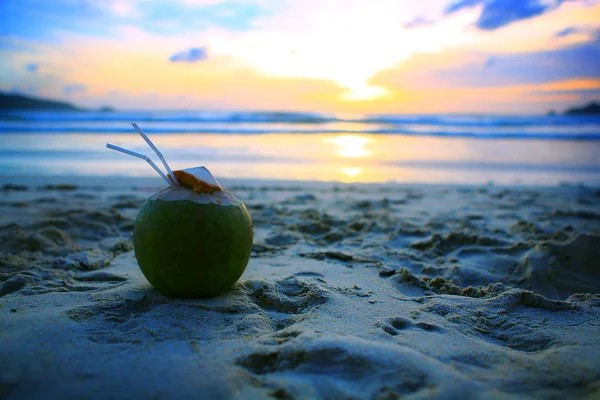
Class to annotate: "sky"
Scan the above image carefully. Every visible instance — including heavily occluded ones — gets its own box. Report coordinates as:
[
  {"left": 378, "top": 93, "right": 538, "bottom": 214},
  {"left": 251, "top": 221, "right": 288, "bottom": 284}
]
[{"left": 1, "top": 0, "right": 599, "bottom": 113}]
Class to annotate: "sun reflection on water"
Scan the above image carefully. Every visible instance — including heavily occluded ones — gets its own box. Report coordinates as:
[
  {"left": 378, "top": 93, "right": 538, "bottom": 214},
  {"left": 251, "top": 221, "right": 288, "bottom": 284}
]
[
  {"left": 324, "top": 135, "right": 372, "bottom": 158},
  {"left": 339, "top": 167, "right": 364, "bottom": 181}
]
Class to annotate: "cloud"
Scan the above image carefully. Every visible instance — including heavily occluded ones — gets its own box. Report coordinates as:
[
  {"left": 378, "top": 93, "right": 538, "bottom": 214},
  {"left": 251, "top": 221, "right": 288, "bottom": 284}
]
[
  {"left": 374, "top": 36, "right": 600, "bottom": 91},
  {"left": 178, "top": 0, "right": 233, "bottom": 5},
  {"left": 446, "top": 0, "right": 564, "bottom": 30},
  {"left": 554, "top": 26, "right": 587, "bottom": 37},
  {"left": 64, "top": 84, "right": 87, "bottom": 94},
  {"left": 25, "top": 63, "right": 38, "bottom": 72},
  {"left": 556, "top": 26, "right": 577, "bottom": 37},
  {"left": 168, "top": 47, "right": 208, "bottom": 63},
  {"left": 446, "top": 0, "right": 479, "bottom": 14},
  {"left": 403, "top": 16, "right": 434, "bottom": 29},
  {"left": 484, "top": 56, "right": 496, "bottom": 68},
  {"left": 9, "top": 86, "right": 39, "bottom": 95},
  {"left": 528, "top": 87, "right": 600, "bottom": 97}
]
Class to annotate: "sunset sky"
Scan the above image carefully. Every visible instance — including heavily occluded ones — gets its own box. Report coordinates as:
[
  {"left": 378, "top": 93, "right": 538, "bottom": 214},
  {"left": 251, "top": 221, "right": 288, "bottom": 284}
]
[{"left": 1, "top": 0, "right": 599, "bottom": 113}]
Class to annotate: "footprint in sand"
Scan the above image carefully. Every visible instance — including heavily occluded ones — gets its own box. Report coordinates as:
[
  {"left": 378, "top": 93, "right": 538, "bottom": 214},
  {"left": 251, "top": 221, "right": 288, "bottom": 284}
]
[
  {"left": 243, "top": 276, "right": 329, "bottom": 314},
  {"left": 258, "top": 329, "right": 303, "bottom": 346},
  {"left": 236, "top": 334, "right": 467, "bottom": 398},
  {"left": 377, "top": 317, "right": 443, "bottom": 336}
]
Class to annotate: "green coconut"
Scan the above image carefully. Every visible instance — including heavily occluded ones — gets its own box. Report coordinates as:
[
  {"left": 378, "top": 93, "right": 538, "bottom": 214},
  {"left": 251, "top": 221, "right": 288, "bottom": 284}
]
[
  {"left": 134, "top": 167, "right": 253, "bottom": 298},
  {"left": 106, "top": 124, "right": 253, "bottom": 298}
]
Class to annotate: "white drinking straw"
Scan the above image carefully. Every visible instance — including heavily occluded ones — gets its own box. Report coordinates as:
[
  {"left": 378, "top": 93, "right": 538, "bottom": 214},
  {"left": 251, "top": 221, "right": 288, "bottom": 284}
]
[
  {"left": 106, "top": 143, "right": 173, "bottom": 186},
  {"left": 131, "top": 122, "right": 179, "bottom": 186}
]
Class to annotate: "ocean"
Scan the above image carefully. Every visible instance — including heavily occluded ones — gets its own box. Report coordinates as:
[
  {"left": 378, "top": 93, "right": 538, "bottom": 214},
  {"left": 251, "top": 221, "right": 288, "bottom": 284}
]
[{"left": 1, "top": 110, "right": 600, "bottom": 185}]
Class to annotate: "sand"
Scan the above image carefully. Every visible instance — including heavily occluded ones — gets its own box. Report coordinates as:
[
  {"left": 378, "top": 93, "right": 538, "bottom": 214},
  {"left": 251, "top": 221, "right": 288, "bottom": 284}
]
[{"left": 1, "top": 175, "right": 599, "bottom": 399}]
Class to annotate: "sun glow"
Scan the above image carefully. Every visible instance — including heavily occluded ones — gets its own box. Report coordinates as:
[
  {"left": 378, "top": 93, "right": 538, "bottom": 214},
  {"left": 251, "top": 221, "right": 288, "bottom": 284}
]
[{"left": 207, "top": 1, "right": 479, "bottom": 102}]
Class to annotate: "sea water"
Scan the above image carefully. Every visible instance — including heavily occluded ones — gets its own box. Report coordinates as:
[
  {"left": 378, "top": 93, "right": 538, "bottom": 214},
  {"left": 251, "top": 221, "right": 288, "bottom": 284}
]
[{"left": 1, "top": 110, "right": 599, "bottom": 185}]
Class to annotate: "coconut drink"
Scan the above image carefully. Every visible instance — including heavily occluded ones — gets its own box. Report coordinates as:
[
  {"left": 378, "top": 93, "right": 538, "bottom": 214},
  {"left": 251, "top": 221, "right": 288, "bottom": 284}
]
[{"left": 107, "top": 123, "right": 253, "bottom": 298}]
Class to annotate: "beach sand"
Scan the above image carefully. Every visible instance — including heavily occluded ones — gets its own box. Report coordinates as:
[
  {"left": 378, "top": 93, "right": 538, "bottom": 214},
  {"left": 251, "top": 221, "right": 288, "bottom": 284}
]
[{"left": 1, "top": 175, "right": 599, "bottom": 399}]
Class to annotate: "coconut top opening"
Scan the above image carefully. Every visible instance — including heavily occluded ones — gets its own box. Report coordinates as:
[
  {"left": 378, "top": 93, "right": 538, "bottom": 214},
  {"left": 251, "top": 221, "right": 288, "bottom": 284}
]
[{"left": 173, "top": 167, "right": 223, "bottom": 194}]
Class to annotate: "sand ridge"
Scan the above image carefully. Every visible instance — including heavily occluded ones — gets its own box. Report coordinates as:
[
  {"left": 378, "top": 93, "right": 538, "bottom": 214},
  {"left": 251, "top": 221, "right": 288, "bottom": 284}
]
[{"left": 1, "top": 177, "right": 599, "bottom": 399}]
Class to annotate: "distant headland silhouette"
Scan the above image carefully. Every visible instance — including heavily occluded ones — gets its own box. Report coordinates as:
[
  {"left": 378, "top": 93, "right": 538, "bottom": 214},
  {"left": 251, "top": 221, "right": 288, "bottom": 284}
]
[
  {"left": 0, "top": 92, "right": 114, "bottom": 112},
  {"left": 563, "top": 102, "right": 600, "bottom": 116}
]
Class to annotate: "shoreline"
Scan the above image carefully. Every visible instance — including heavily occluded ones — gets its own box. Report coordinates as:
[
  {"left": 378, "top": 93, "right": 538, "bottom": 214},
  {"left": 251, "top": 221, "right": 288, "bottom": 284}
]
[{"left": 2, "top": 173, "right": 598, "bottom": 191}]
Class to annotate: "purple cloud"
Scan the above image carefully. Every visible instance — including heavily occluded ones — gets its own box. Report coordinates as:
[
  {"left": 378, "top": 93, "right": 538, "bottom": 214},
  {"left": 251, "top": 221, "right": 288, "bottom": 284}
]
[
  {"left": 528, "top": 88, "right": 600, "bottom": 97},
  {"left": 404, "top": 17, "right": 434, "bottom": 29},
  {"left": 9, "top": 86, "right": 38, "bottom": 95},
  {"left": 25, "top": 63, "right": 38, "bottom": 72},
  {"left": 484, "top": 56, "right": 496, "bottom": 68},
  {"left": 64, "top": 84, "right": 87, "bottom": 94},
  {"left": 169, "top": 47, "right": 208, "bottom": 63},
  {"left": 446, "top": 0, "right": 564, "bottom": 31},
  {"left": 555, "top": 26, "right": 579, "bottom": 37}
]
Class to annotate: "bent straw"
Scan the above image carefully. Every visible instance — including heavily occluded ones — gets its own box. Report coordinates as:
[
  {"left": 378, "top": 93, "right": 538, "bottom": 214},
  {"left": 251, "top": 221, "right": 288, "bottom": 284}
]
[
  {"left": 131, "top": 122, "right": 179, "bottom": 186},
  {"left": 106, "top": 143, "right": 173, "bottom": 187}
]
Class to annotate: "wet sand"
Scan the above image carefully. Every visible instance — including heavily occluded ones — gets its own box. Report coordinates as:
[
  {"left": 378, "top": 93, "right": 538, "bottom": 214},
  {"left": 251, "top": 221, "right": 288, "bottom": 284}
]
[{"left": 1, "top": 175, "right": 599, "bottom": 399}]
